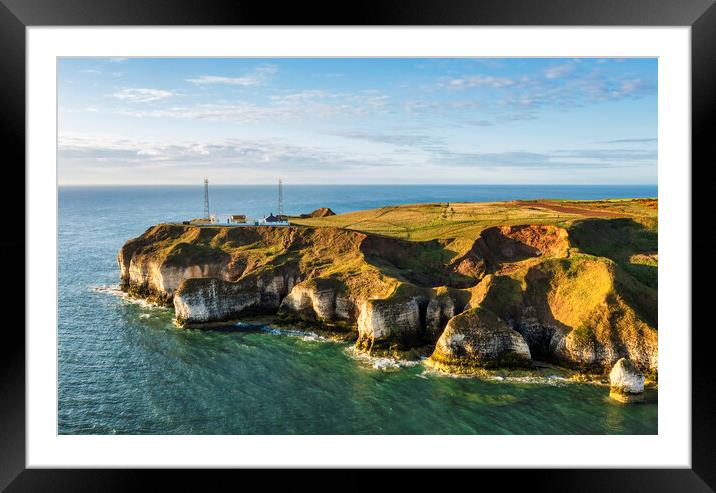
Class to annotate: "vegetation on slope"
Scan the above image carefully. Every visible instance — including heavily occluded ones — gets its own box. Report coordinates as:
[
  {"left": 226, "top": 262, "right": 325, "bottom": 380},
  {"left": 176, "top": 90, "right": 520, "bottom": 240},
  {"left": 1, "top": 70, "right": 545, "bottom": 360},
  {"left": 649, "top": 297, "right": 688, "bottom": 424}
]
[
  {"left": 569, "top": 217, "right": 658, "bottom": 288},
  {"left": 120, "top": 198, "right": 658, "bottom": 373}
]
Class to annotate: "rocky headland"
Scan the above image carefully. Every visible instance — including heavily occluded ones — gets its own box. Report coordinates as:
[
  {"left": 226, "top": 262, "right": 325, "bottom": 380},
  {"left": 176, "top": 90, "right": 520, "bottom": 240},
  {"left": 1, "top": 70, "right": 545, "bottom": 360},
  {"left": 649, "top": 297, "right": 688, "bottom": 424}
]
[{"left": 118, "top": 199, "right": 658, "bottom": 380}]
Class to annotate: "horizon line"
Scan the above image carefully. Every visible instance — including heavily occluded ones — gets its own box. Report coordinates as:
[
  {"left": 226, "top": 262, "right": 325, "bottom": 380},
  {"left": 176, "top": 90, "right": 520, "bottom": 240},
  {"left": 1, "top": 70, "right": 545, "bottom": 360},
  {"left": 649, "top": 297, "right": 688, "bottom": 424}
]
[{"left": 57, "top": 183, "right": 658, "bottom": 187}]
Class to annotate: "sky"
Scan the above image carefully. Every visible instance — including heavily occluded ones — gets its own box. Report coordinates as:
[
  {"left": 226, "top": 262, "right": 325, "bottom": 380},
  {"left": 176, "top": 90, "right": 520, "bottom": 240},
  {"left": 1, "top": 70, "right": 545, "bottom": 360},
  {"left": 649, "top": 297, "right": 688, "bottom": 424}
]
[{"left": 58, "top": 57, "right": 657, "bottom": 185}]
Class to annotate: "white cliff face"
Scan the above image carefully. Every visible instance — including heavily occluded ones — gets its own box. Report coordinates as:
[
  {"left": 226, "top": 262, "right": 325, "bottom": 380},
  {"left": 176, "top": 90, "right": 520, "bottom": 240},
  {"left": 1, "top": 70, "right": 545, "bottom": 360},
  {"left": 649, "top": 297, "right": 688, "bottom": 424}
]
[
  {"left": 552, "top": 331, "right": 599, "bottom": 366},
  {"left": 443, "top": 333, "right": 466, "bottom": 352},
  {"left": 125, "top": 256, "right": 164, "bottom": 293},
  {"left": 334, "top": 294, "right": 353, "bottom": 320},
  {"left": 279, "top": 283, "right": 463, "bottom": 349},
  {"left": 158, "top": 264, "right": 232, "bottom": 294},
  {"left": 279, "top": 281, "right": 354, "bottom": 322},
  {"left": 425, "top": 296, "right": 456, "bottom": 342},
  {"left": 515, "top": 306, "right": 559, "bottom": 356},
  {"left": 609, "top": 358, "right": 645, "bottom": 394},
  {"left": 281, "top": 284, "right": 313, "bottom": 312},
  {"left": 174, "top": 270, "right": 301, "bottom": 326},
  {"left": 357, "top": 301, "right": 384, "bottom": 342},
  {"left": 547, "top": 321, "right": 657, "bottom": 373},
  {"left": 356, "top": 297, "right": 422, "bottom": 350},
  {"left": 174, "top": 278, "right": 262, "bottom": 323},
  {"left": 257, "top": 273, "right": 294, "bottom": 298},
  {"left": 431, "top": 307, "right": 531, "bottom": 368},
  {"left": 122, "top": 251, "right": 230, "bottom": 299}
]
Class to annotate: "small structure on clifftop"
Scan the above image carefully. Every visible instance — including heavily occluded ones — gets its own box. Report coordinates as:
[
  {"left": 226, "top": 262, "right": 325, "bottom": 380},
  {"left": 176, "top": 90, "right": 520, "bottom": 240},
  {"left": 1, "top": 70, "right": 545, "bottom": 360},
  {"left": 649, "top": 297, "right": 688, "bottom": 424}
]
[
  {"left": 259, "top": 213, "right": 289, "bottom": 226},
  {"left": 609, "top": 358, "right": 645, "bottom": 403},
  {"left": 189, "top": 213, "right": 217, "bottom": 225}
]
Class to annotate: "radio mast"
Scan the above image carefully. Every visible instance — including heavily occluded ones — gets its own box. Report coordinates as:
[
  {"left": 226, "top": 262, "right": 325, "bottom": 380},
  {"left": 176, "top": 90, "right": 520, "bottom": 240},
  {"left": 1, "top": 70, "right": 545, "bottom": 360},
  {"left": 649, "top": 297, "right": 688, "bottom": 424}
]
[
  {"left": 203, "top": 177, "right": 210, "bottom": 219},
  {"left": 277, "top": 178, "right": 284, "bottom": 216}
]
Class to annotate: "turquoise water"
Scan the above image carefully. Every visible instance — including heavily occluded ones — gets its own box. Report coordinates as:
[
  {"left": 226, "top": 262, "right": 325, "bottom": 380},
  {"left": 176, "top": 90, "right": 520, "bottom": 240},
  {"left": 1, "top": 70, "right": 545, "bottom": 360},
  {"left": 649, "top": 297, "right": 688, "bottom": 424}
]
[{"left": 58, "top": 185, "right": 658, "bottom": 434}]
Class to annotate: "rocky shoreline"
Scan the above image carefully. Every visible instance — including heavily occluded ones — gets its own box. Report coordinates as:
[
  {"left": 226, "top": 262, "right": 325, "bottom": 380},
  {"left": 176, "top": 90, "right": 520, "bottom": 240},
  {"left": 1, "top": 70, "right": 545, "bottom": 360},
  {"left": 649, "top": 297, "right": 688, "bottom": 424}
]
[
  {"left": 118, "top": 210, "right": 658, "bottom": 400},
  {"left": 167, "top": 312, "right": 656, "bottom": 393}
]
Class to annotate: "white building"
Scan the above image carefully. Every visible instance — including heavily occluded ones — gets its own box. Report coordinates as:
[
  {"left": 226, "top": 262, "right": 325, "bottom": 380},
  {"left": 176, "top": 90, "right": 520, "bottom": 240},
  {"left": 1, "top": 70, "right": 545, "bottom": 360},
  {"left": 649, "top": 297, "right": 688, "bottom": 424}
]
[{"left": 258, "top": 213, "right": 289, "bottom": 226}]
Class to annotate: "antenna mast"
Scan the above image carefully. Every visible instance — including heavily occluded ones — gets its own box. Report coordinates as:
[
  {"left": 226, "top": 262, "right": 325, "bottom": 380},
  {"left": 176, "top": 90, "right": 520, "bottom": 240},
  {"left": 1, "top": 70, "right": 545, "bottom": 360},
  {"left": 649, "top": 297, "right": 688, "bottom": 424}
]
[
  {"left": 278, "top": 178, "right": 284, "bottom": 216},
  {"left": 203, "top": 177, "right": 210, "bottom": 219}
]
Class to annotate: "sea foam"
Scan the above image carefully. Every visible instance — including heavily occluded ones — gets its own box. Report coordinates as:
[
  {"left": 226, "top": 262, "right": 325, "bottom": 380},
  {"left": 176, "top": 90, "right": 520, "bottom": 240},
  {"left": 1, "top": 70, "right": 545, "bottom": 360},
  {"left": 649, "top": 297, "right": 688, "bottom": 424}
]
[
  {"left": 344, "top": 346, "right": 421, "bottom": 371},
  {"left": 89, "top": 284, "right": 169, "bottom": 310}
]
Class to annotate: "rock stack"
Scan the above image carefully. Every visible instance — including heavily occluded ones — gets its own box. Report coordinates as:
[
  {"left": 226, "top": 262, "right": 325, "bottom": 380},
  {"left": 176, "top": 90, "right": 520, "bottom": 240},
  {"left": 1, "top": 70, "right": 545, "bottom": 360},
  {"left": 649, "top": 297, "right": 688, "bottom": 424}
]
[{"left": 609, "top": 358, "right": 645, "bottom": 403}]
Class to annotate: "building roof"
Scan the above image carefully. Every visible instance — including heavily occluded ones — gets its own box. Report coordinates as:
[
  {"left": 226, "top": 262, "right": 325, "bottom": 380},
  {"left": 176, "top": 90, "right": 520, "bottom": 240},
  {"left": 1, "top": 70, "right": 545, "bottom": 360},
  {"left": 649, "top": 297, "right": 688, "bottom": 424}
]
[{"left": 264, "top": 214, "right": 280, "bottom": 222}]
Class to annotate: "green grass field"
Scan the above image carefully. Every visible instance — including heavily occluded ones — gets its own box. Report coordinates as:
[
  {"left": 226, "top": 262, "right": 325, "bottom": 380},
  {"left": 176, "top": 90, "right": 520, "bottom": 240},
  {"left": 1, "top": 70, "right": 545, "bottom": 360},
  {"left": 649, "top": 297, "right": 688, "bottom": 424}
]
[{"left": 290, "top": 198, "right": 657, "bottom": 242}]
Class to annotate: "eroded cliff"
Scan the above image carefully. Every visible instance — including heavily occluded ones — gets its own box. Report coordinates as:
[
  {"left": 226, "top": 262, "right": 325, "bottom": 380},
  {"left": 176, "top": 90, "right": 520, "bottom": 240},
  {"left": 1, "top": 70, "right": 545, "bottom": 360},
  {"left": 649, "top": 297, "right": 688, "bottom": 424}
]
[{"left": 118, "top": 201, "right": 658, "bottom": 375}]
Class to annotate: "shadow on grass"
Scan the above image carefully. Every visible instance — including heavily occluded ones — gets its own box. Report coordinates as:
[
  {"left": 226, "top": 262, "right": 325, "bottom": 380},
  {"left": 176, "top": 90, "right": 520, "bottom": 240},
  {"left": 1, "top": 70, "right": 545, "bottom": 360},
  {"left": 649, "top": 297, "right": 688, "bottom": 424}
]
[{"left": 569, "top": 218, "right": 657, "bottom": 289}]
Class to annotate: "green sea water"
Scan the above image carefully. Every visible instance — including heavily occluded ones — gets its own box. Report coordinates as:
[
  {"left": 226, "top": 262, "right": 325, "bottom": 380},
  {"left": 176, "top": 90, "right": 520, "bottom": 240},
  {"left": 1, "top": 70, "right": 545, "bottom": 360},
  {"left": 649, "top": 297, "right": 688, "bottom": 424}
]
[{"left": 59, "top": 185, "right": 658, "bottom": 434}]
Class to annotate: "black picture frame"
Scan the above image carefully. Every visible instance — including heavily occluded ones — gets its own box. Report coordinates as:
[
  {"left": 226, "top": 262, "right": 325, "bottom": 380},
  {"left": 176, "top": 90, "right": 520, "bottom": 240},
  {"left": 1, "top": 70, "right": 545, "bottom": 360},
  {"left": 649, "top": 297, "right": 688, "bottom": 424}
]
[{"left": 3, "top": 0, "right": 714, "bottom": 490}]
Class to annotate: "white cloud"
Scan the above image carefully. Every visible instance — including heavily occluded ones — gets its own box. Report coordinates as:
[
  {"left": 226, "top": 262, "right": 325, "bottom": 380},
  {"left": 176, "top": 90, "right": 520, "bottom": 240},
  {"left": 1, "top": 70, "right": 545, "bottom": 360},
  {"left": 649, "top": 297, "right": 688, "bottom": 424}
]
[
  {"left": 58, "top": 132, "right": 655, "bottom": 177},
  {"left": 81, "top": 67, "right": 124, "bottom": 77},
  {"left": 448, "top": 74, "right": 519, "bottom": 89},
  {"left": 112, "top": 88, "right": 176, "bottom": 103},
  {"left": 543, "top": 61, "right": 578, "bottom": 80},
  {"left": 113, "top": 90, "right": 389, "bottom": 123},
  {"left": 432, "top": 148, "right": 656, "bottom": 169},
  {"left": 270, "top": 89, "right": 388, "bottom": 111},
  {"left": 186, "top": 65, "right": 277, "bottom": 86},
  {"left": 270, "top": 90, "right": 337, "bottom": 103},
  {"left": 116, "top": 103, "right": 277, "bottom": 123},
  {"left": 333, "top": 131, "right": 444, "bottom": 150},
  {"left": 58, "top": 134, "right": 406, "bottom": 170},
  {"left": 596, "top": 138, "right": 657, "bottom": 144},
  {"left": 440, "top": 65, "right": 655, "bottom": 120}
]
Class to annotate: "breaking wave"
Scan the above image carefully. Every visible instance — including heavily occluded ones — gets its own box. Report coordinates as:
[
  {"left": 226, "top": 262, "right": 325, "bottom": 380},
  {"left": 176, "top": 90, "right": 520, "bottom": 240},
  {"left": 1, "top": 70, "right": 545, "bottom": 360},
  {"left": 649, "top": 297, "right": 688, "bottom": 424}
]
[
  {"left": 343, "top": 346, "right": 422, "bottom": 371},
  {"left": 89, "top": 284, "right": 169, "bottom": 310},
  {"left": 489, "top": 375, "right": 572, "bottom": 386},
  {"left": 259, "top": 326, "right": 330, "bottom": 342}
]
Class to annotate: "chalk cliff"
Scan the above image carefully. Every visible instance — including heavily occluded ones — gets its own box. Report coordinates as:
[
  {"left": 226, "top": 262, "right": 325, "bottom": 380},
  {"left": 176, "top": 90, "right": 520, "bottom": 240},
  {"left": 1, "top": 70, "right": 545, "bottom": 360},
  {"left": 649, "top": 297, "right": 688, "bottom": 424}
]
[{"left": 118, "top": 206, "right": 658, "bottom": 375}]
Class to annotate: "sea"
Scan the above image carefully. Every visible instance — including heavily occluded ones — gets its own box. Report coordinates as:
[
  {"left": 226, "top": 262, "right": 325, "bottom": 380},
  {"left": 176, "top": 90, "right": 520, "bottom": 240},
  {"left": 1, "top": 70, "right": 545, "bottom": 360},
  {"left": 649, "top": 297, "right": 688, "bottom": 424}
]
[{"left": 58, "top": 184, "right": 658, "bottom": 434}]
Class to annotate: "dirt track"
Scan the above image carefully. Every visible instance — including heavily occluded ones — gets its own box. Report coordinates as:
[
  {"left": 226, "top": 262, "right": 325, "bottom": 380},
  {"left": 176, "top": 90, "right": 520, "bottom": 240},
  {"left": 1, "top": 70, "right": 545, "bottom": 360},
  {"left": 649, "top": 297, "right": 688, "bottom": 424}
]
[{"left": 519, "top": 201, "right": 628, "bottom": 218}]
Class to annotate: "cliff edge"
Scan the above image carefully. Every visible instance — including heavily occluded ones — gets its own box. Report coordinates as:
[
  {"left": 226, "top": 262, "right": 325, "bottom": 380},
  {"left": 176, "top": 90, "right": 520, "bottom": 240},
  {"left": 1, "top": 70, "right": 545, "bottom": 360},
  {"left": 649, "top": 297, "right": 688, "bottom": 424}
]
[{"left": 118, "top": 199, "right": 658, "bottom": 375}]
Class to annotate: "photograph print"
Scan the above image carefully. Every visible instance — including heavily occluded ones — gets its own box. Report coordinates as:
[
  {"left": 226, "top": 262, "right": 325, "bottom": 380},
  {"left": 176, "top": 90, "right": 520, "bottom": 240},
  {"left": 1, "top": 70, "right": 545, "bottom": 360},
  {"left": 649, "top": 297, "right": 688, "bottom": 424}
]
[{"left": 58, "top": 57, "right": 658, "bottom": 435}]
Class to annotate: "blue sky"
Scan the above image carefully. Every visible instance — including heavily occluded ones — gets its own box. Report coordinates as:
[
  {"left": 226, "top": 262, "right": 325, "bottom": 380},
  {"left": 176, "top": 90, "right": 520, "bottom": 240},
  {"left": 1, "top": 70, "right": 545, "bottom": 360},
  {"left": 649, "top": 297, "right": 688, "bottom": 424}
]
[{"left": 58, "top": 57, "right": 657, "bottom": 185}]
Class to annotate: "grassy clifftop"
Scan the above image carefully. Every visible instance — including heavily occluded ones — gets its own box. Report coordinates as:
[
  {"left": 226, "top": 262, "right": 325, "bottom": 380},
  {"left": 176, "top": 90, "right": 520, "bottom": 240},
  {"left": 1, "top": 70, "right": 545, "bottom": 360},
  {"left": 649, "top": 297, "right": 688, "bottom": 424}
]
[
  {"left": 292, "top": 198, "right": 658, "bottom": 289},
  {"left": 119, "top": 198, "right": 658, "bottom": 373},
  {"left": 290, "top": 198, "right": 657, "bottom": 241}
]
